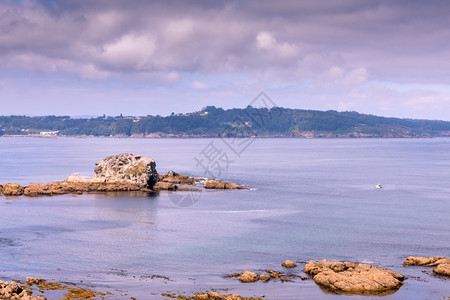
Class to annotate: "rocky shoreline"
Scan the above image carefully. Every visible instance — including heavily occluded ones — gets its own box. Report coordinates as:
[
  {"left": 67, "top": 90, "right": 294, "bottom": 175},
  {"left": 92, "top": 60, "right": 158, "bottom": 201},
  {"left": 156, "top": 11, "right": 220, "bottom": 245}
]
[
  {"left": 2, "top": 256, "right": 448, "bottom": 299},
  {"left": 0, "top": 153, "right": 247, "bottom": 197}
]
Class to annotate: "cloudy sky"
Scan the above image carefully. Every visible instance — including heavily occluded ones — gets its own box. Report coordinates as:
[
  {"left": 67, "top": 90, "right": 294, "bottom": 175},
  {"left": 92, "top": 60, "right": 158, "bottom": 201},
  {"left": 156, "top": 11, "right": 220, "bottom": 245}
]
[{"left": 1, "top": 0, "right": 450, "bottom": 120}]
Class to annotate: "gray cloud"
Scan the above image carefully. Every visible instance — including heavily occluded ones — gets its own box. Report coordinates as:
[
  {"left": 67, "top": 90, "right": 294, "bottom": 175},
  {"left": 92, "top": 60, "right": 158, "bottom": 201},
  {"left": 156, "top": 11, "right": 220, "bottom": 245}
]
[{"left": 1, "top": 0, "right": 450, "bottom": 83}]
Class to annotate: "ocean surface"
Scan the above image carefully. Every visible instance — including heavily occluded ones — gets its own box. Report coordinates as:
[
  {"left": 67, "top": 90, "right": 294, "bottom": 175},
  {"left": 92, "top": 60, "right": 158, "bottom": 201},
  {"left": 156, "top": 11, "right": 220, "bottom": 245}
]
[{"left": 0, "top": 137, "right": 449, "bottom": 299}]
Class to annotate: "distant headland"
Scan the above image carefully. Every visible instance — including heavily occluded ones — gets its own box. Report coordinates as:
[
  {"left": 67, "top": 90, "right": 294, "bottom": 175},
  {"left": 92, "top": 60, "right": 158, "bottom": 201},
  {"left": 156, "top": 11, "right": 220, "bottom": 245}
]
[{"left": 1, "top": 106, "right": 450, "bottom": 138}]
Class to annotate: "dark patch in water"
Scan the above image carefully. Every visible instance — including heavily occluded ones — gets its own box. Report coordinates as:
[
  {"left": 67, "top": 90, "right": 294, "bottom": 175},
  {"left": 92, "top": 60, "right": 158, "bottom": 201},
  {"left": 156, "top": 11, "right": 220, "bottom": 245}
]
[{"left": 0, "top": 237, "right": 16, "bottom": 247}]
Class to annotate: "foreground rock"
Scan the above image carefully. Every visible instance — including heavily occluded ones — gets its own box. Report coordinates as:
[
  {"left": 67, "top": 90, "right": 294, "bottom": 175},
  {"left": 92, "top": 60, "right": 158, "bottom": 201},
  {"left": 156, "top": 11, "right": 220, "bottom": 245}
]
[
  {"left": 94, "top": 153, "right": 158, "bottom": 188},
  {"left": 203, "top": 179, "right": 247, "bottom": 190},
  {"left": 403, "top": 256, "right": 450, "bottom": 276},
  {"left": 304, "top": 260, "right": 404, "bottom": 295},
  {"left": 162, "top": 292, "right": 263, "bottom": 300},
  {"left": 0, "top": 279, "right": 46, "bottom": 300}
]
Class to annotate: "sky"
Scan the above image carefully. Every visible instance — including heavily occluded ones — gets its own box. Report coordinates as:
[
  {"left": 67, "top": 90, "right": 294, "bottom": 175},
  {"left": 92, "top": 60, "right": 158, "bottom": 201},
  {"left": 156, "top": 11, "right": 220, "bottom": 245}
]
[{"left": 1, "top": 0, "right": 450, "bottom": 120}]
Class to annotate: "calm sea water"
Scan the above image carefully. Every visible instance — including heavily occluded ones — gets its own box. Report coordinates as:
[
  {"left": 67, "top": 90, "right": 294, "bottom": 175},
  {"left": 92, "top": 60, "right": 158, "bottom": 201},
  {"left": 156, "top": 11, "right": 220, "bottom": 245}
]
[{"left": 0, "top": 137, "right": 449, "bottom": 299}]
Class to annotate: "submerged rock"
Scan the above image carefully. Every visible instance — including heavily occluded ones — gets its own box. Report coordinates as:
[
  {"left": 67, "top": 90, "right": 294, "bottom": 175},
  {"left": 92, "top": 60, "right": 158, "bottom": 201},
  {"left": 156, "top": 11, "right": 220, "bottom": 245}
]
[
  {"left": 403, "top": 256, "right": 450, "bottom": 276},
  {"left": 203, "top": 179, "right": 247, "bottom": 190},
  {"left": 304, "top": 260, "right": 404, "bottom": 295},
  {"left": 94, "top": 153, "right": 158, "bottom": 188}
]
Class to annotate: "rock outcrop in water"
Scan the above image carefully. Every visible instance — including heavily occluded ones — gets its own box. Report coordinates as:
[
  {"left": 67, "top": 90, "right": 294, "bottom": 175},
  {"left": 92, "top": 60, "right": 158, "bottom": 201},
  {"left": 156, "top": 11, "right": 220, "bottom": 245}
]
[
  {"left": 281, "top": 260, "right": 297, "bottom": 268},
  {"left": 238, "top": 270, "right": 258, "bottom": 283},
  {"left": 0, "top": 153, "right": 248, "bottom": 197},
  {"left": 93, "top": 153, "right": 159, "bottom": 188},
  {"left": 403, "top": 256, "right": 450, "bottom": 276},
  {"left": 304, "top": 260, "right": 404, "bottom": 295},
  {"left": 203, "top": 179, "right": 247, "bottom": 190}
]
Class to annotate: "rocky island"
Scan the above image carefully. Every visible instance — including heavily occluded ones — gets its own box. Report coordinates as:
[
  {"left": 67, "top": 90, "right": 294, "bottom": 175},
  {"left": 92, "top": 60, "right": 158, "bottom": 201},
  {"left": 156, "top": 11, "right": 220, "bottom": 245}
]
[{"left": 0, "top": 153, "right": 247, "bottom": 197}]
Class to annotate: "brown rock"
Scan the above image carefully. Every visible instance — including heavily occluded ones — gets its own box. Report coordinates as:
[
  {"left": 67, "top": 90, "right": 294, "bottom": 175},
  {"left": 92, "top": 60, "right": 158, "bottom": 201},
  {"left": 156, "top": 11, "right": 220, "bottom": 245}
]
[
  {"left": 176, "top": 186, "right": 200, "bottom": 191},
  {"left": 207, "top": 291, "right": 225, "bottom": 299},
  {"left": 238, "top": 270, "right": 258, "bottom": 283},
  {"left": 404, "top": 256, "right": 450, "bottom": 277},
  {"left": 2, "top": 183, "right": 25, "bottom": 196},
  {"left": 194, "top": 293, "right": 242, "bottom": 300},
  {"left": 304, "top": 260, "right": 404, "bottom": 295},
  {"left": 282, "top": 260, "right": 297, "bottom": 268},
  {"left": 159, "top": 171, "right": 201, "bottom": 185},
  {"left": 224, "top": 294, "right": 242, "bottom": 300},
  {"left": 203, "top": 179, "right": 247, "bottom": 190},
  {"left": 24, "top": 184, "right": 45, "bottom": 196},
  {"left": 403, "top": 256, "right": 447, "bottom": 266},
  {"left": 266, "top": 270, "right": 281, "bottom": 279},
  {"left": 195, "top": 294, "right": 209, "bottom": 300},
  {"left": 0, "top": 279, "right": 46, "bottom": 300},
  {"left": 259, "top": 274, "right": 270, "bottom": 281},
  {"left": 26, "top": 277, "right": 45, "bottom": 285},
  {"left": 434, "top": 263, "right": 450, "bottom": 276},
  {"left": 154, "top": 182, "right": 177, "bottom": 191}
]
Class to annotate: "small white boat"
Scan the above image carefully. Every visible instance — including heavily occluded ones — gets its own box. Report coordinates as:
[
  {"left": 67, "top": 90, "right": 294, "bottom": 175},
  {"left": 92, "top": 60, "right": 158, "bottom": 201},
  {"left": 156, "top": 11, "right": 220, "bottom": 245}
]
[{"left": 375, "top": 184, "right": 383, "bottom": 189}]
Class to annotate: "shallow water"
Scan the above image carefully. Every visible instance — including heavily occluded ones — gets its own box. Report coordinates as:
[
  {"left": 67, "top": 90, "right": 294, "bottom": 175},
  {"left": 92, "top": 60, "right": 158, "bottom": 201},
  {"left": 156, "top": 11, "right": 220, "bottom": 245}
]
[{"left": 0, "top": 137, "right": 449, "bottom": 299}]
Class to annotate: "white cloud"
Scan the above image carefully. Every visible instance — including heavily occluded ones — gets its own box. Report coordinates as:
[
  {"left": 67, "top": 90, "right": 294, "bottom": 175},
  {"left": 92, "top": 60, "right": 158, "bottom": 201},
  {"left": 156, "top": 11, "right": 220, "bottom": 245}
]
[
  {"left": 191, "top": 81, "right": 207, "bottom": 89},
  {"left": 100, "top": 34, "right": 157, "bottom": 70},
  {"left": 256, "top": 31, "right": 298, "bottom": 58},
  {"left": 343, "top": 67, "right": 368, "bottom": 86}
]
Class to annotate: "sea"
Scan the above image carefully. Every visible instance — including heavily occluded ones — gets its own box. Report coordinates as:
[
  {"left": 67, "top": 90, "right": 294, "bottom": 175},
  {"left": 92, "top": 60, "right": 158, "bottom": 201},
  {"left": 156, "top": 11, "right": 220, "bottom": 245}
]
[{"left": 0, "top": 137, "right": 449, "bottom": 299}]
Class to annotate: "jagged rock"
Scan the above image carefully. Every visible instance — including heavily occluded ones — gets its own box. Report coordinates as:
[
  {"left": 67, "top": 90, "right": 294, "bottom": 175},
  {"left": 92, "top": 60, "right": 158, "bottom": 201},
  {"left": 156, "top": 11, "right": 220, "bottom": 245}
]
[
  {"left": 0, "top": 279, "right": 46, "bottom": 300},
  {"left": 403, "top": 256, "right": 450, "bottom": 276},
  {"left": 282, "top": 260, "right": 297, "bottom": 268},
  {"left": 238, "top": 270, "right": 258, "bottom": 283},
  {"left": 203, "top": 179, "right": 247, "bottom": 190},
  {"left": 2, "top": 183, "right": 25, "bottom": 196},
  {"left": 304, "top": 260, "right": 404, "bottom": 295},
  {"left": 93, "top": 153, "right": 158, "bottom": 188},
  {"left": 259, "top": 274, "right": 270, "bottom": 281}
]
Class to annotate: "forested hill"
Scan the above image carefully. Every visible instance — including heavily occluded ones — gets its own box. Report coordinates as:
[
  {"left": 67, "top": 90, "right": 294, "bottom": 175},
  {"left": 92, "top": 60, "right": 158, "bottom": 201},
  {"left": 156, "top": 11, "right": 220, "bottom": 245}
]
[{"left": 1, "top": 106, "right": 450, "bottom": 138}]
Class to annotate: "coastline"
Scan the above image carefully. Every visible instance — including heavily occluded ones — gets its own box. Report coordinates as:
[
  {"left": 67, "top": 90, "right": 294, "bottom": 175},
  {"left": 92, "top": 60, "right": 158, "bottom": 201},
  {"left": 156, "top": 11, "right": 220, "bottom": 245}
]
[
  {"left": 0, "top": 134, "right": 448, "bottom": 139},
  {"left": 1, "top": 139, "right": 449, "bottom": 299}
]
